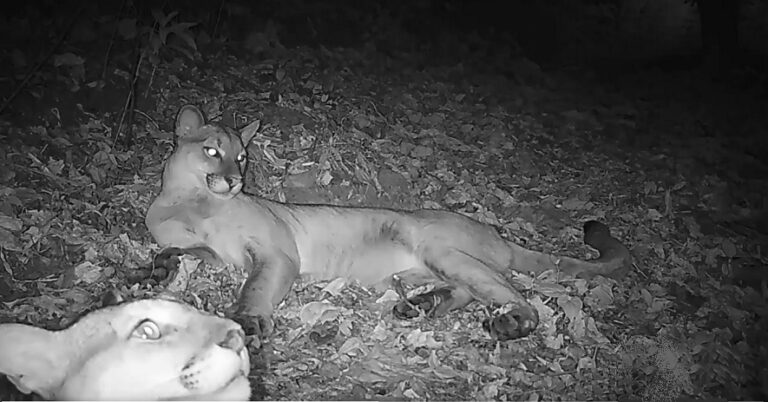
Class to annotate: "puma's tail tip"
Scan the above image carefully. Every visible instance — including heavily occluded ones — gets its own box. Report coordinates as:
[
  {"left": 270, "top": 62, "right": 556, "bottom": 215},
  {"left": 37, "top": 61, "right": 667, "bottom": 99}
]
[
  {"left": 582, "top": 220, "right": 622, "bottom": 250},
  {"left": 581, "top": 220, "right": 632, "bottom": 279},
  {"left": 583, "top": 220, "right": 609, "bottom": 238}
]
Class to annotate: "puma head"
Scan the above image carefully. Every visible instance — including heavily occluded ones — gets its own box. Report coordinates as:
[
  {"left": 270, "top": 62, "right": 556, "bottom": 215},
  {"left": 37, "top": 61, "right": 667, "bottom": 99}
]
[
  {"left": 0, "top": 296, "right": 251, "bottom": 401},
  {"left": 169, "top": 105, "right": 260, "bottom": 200}
]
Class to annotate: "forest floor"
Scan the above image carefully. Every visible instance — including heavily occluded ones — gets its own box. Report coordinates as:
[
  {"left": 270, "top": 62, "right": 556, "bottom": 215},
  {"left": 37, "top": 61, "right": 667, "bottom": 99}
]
[{"left": 1, "top": 21, "right": 767, "bottom": 401}]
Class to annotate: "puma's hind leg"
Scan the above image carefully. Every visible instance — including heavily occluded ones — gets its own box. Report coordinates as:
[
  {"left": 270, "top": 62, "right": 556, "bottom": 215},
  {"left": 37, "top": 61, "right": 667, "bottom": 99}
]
[{"left": 393, "top": 248, "right": 539, "bottom": 340}]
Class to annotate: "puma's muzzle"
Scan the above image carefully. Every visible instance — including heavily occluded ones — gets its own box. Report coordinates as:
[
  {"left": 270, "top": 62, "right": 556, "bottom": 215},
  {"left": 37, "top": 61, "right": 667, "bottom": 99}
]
[{"left": 206, "top": 173, "right": 244, "bottom": 197}]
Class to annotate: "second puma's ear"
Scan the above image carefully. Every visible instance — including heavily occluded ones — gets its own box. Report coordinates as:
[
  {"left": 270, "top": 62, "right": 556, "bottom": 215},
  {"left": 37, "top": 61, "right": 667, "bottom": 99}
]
[
  {"left": 100, "top": 288, "right": 126, "bottom": 308},
  {"left": 175, "top": 105, "right": 206, "bottom": 139},
  {"left": 240, "top": 120, "right": 260, "bottom": 147},
  {"left": 0, "top": 323, "right": 62, "bottom": 400}
]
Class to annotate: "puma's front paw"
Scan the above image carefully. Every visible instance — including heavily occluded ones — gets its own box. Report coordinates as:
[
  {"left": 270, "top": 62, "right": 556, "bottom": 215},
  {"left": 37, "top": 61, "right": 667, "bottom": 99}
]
[
  {"left": 231, "top": 313, "right": 274, "bottom": 342},
  {"left": 482, "top": 306, "right": 539, "bottom": 341},
  {"left": 392, "top": 288, "right": 454, "bottom": 319}
]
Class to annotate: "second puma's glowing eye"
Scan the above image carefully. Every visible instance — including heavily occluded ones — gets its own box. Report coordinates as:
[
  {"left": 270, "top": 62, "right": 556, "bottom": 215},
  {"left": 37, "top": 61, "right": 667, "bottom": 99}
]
[
  {"left": 236, "top": 153, "right": 246, "bottom": 162},
  {"left": 204, "top": 147, "right": 219, "bottom": 157}
]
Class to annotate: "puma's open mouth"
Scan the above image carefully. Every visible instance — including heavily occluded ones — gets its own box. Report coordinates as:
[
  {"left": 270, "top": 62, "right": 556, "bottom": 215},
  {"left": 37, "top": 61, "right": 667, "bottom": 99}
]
[
  {"left": 209, "top": 368, "right": 249, "bottom": 399},
  {"left": 221, "top": 370, "right": 247, "bottom": 389}
]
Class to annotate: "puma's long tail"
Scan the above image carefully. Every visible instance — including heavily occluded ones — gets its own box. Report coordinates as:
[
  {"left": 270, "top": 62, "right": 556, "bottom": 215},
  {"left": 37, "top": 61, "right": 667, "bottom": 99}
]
[{"left": 508, "top": 221, "right": 631, "bottom": 279}]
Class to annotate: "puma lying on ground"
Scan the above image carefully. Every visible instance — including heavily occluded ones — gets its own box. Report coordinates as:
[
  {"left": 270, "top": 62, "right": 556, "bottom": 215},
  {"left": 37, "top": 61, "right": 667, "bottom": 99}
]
[
  {"left": 146, "top": 105, "right": 631, "bottom": 342},
  {"left": 0, "top": 295, "right": 251, "bottom": 401}
]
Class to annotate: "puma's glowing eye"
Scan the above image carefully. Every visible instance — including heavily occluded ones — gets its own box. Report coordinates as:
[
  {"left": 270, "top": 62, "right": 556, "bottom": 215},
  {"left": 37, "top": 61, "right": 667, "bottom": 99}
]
[
  {"left": 204, "top": 147, "right": 219, "bottom": 158},
  {"left": 132, "top": 319, "right": 161, "bottom": 340},
  {"left": 236, "top": 153, "right": 246, "bottom": 162}
]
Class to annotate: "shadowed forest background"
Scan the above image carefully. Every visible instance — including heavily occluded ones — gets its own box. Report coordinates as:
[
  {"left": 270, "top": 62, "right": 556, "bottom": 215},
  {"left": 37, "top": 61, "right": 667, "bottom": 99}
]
[{"left": 0, "top": 0, "right": 767, "bottom": 400}]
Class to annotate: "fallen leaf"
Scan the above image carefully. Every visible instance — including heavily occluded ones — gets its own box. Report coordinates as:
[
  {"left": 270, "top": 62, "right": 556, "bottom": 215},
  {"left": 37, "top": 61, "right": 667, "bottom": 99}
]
[
  {"left": 53, "top": 52, "right": 84, "bottom": 67},
  {"left": 338, "top": 336, "right": 365, "bottom": 355},
  {"left": 410, "top": 145, "right": 433, "bottom": 158},
  {"left": 428, "top": 350, "right": 460, "bottom": 379},
  {"left": 647, "top": 208, "right": 663, "bottom": 221},
  {"left": 534, "top": 282, "right": 568, "bottom": 298},
  {"left": 0, "top": 214, "right": 23, "bottom": 231},
  {"left": 557, "top": 295, "right": 583, "bottom": 320},
  {"left": 299, "top": 301, "right": 340, "bottom": 326},
  {"left": 585, "top": 317, "right": 609, "bottom": 343},
  {"left": 561, "top": 197, "right": 588, "bottom": 210},
  {"left": 576, "top": 356, "right": 595, "bottom": 373},
  {"left": 354, "top": 115, "right": 372, "bottom": 128},
  {"left": 371, "top": 322, "right": 389, "bottom": 341},
  {"left": 403, "top": 389, "right": 421, "bottom": 399},
  {"left": 167, "top": 255, "right": 200, "bottom": 292},
  {"left": 322, "top": 277, "right": 347, "bottom": 296},
  {"left": 543, "top": 333, "right": 564, "bottom": 349},
  {"left": 482, "top": 379, "right": 504, "bottom": 399},
  {"left": 376, "top": 289, "right": 400, "bottom": 303},
  {"left": 318, "top": 361, "right": 341, "bottom": 378},
  {"left": 404, "top": 328, "right": 443, "bottom": 349},
  {"left": 720, "top": 239, "right": 738, "bottom": 258},
  {"left": 0, "top": 227, "right": 21, "bottom": 251},
  {"left": 339, "top": 318, "right": 353, "bottom": 336},
  {"left": 586, "top": 283, "right": 614, "bottom": 308},
  {"left": 73, "top": 261, "right": 104, "bottom": 284}
]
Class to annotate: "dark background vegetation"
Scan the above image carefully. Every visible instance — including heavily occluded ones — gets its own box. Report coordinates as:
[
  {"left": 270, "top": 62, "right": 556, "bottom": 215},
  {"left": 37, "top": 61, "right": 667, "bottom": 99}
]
[
  {"left": 0, "top": 0, "right": 766, "bottom": 400},
  {"left": 0, "top": 0, "right": 765, "bottom": 128}
]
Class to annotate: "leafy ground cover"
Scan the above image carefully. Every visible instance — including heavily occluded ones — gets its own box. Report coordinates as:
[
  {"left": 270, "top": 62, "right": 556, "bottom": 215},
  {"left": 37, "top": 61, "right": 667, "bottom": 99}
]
[{"left": 1, "top": 5, "right": 767, "bottom": 401}]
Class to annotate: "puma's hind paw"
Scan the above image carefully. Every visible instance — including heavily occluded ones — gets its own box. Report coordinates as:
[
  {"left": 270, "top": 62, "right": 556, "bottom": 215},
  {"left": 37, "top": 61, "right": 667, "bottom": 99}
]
[
  {"left": 482, "top": 307, "right": 539, "bottom": 341},
  {"left": 125, "top": 247, "right": 187, "bottom": 284},
  {"left": 392, "top": 288, "right": 454, "bottom": 319},
  {"left": 152, "top": 247, "right": 188, "bottom": 272}
]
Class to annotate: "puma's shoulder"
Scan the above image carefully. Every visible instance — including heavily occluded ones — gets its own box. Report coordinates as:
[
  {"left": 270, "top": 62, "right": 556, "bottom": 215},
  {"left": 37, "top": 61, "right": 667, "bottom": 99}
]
[{"left": 0, "top": 296, "right": 251, "bottom": 401}]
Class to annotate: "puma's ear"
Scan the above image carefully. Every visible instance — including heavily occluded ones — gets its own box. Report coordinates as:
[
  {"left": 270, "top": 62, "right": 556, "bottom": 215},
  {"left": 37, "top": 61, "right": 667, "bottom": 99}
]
[
  {"left": 176, "top": 105, "right": 206, "bottom": 139},
  {"left": 240, "top": 120, "right": 260, "bottom": 148},
  {"left": 100, "top": 288, "right": 126, "bottom": 308},
  {"left": 0, "top": 324, "right": 64, "bottom": 400}
]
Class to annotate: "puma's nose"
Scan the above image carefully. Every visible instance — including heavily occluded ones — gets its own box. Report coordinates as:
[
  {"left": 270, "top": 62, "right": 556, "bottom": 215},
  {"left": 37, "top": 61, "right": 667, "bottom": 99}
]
[{"left": 219, "top": 328, "right": 246, "bottom": 352}]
